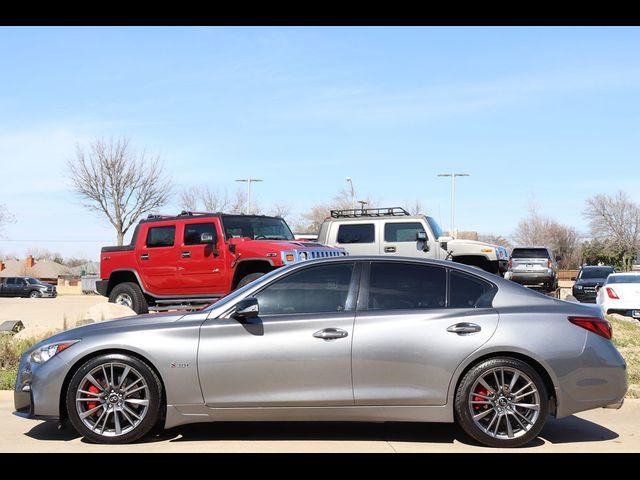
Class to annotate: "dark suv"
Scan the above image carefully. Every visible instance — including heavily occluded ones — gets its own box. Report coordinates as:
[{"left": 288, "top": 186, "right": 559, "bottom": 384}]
[
  {"left": 572, "top": 265, "right": 615, "bottom": 303},
  {"left": 506, "top": 247, "right": 560, "bottom": 292}
]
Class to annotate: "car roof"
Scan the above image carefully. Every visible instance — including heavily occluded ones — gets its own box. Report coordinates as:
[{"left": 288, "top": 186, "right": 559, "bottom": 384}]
[
  {"left": 581, "top": 265, "right": 614, "bottom": 269},
  {"left": 325, "top": 215, "right": 427, "bottom": 222},
  {"left": 608, "top": 272, "right": 640, "bottom": 277}
]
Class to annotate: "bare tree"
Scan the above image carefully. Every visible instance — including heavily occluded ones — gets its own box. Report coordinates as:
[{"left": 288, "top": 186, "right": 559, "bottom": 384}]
[
  {"left": 513, "top": 205, "right": 582, "bottom": 268},
  {"left": 179, "top": 186, "right": 248, "bottom": 214},
  {"left": 67, "top": 137, "right": 172, "bottom": 246},
  {"left": 478, "top": 234, "right": 513, "bottom": 251},
  {"left": 297, "top": 189, "right": 379, "bottom": 234},
  {"left": 583, "top": 191, "right": 640, "bottom": 271},
  {"left": 268, "top": 202, "right": 292, "bottom": 220},
  {"left": 407, "top": 199, "right": 425, "bottom": 215},
  {"left": 25, "top": 247, "right": 63, "bottom": 263},
  {"left": 0, "top": 204, "right": 14, "bottom": 237}
]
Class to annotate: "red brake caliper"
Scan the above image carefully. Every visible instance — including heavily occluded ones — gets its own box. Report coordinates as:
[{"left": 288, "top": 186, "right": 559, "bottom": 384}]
[
  {"left": 86, "top": 385, "right": 100, "bottom": 413},
  {"left": 473, "top": 387, "right": 488, "bottom": 411}
]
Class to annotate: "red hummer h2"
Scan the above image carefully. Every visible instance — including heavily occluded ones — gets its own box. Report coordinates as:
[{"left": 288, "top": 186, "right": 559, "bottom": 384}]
[{"left": 96, "top": 211, "right": 346, "bottom": 314}]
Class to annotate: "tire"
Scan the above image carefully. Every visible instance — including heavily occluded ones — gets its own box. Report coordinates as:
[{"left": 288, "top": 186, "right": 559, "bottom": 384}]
[
  {"left": 29, "top": 290, "right": 42, "bottom": 298},
  {"left": 66, "top": 353, "right": 163, "bottom": 444},
  {"left": 236, "top": 272, "right": 266, "bottom": 289},
  {"left": 454, "top": 357, "right": 549, "bottom": 448},
  {"left": 109, "top": 282, "right": 148, "bottom": 314}
]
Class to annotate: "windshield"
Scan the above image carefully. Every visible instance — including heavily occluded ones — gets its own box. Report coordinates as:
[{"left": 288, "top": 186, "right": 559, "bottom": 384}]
[
  {"left": 26, "top": 278, "right": 41, "bottom": 285},
  {"left": 221, "top": 215, "right": 294, "bottom": 241},
  {"left": 579, "top": 268, "right": 614, "bottom": 280},
  {"left": 512, "top": 248, "right": 550, "bottom": 259},
  {"left": 426, "top": 216, "right": 444, "bottom": 239},
  {"left": 606, "top": 275, "right": 640, "bottom": 284}
]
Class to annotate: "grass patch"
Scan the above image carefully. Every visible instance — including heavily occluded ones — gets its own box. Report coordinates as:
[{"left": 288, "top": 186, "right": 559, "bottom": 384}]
[{"left": 608, "top": 315, "right": 640, "bottom": 398}]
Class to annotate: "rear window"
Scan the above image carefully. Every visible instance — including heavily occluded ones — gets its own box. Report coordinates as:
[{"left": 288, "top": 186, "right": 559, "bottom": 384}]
[
  {"left": 606, "top": 275, "right": 640, "bottom": 284},
  {"left": 511, "top": 248, "right": 550, "bottom": 259},
  {"left": 146, "top": 226, "right": 176, "bottom": 248},
  {"left": 579, "top": 268, "right": 615, "bottom": 280},
  {"left": 337, "top": 224, "right": 375, "bottom": 244}
]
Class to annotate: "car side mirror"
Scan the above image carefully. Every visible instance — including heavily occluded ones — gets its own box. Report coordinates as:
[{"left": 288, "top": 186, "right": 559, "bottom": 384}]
[
  {"left": 416, "top": 231, "right": 427, "bottom": 241},
  {"left": 233, "top": 297, "right": 259, "bottom": 319},
  {"left": 201, "top": 232, "right": 215, "bottom": 244},
  {"left": 416, "top": 231, "right": 430, "bottom": 252}
]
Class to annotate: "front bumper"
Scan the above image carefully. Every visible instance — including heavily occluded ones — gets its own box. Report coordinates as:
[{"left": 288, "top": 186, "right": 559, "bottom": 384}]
[
  {"left": 14, "top": 353, "right": 67, "bottom": 419},
  {"left": 573, "top": 291, "right": 597, "bottom": 303}
]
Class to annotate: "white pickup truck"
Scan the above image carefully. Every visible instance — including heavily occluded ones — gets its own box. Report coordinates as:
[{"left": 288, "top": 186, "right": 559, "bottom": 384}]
[{"left": 317, "top": 207, "right": 510, "bottom": 276}]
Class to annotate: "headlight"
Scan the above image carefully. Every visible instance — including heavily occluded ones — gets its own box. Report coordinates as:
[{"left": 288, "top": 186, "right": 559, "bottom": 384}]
[
  {"left": 575, "top": 285, "right": 583, "bottom": 290},
  {"left": 29, "top": 340, "right": 80, "bottom": 365},
  {"left": 299, "top": 251, "right": 308, "bottom": 260}
]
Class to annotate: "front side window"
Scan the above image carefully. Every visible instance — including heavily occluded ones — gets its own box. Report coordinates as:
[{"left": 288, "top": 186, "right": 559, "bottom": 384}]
[
  {"left": 184, "top": 223, "right": 217, "bottom": 245},
  {"left": 146, "top": 226, "right": 176, "bottom": 248},
  {"left": 26, "top": 278, "right": 40, "bottom": 285},
  {"left": 449, "top": 271, "right": 496, "bottom": 308},
  {"left": 337, "top": 224, "right": 375, "bottom": 244},
  {"left": 255, "top": 263, "right": 354, "bottom": 315},
  {"left": 384, "top": 222, "right": 426, "bottom": 242},
  {"left": 368, "top": 262, "right": 446, "bottom": 310}
]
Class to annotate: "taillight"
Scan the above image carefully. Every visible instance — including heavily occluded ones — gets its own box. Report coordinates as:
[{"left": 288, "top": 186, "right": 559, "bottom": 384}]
[
  {"left": 606, "top": 287, "right": 619, "bottom": 299},
  {"left": 568, "top": 316, "right": 612, "bottom": 340},
  {"left": 547, "top": 258, "right": 552, "bottom": 268}
]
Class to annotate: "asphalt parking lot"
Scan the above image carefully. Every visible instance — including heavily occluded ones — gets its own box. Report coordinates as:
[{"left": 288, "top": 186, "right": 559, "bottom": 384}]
[{"left": 0, "top": 391, "right": 637, "bottom": 452}]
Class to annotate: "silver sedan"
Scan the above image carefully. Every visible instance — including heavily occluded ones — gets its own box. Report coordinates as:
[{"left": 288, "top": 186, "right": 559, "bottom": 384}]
[{"left": 14, "top": 257, "right": 627, "bottom": 447}]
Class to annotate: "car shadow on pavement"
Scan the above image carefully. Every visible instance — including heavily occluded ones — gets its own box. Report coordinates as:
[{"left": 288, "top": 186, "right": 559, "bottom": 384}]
[{"left": 23, "top": 414, "right": 618, "bottom": 447}]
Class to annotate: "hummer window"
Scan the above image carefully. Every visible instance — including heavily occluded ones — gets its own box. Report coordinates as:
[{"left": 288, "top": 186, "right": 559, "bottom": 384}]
[
  {"left": 337, "top": 224, "right": 375, "bottom": 244},
  {"left": 146, "top": 226, "right": 176, "bottom": 248},
  {"left": 221, "top": 216, "right": 294, "bottom": 241},
  {"left": 184, "top": 223, "right": 217, "bottom": 245},
  {"left": 384, "top": 222, "right": 426, "bottom": 242}
]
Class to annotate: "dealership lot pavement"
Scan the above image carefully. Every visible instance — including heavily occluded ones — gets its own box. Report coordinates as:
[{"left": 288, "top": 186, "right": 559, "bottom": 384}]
[{"left": 0, "top": 391, "right": 637, "bottom": 452}]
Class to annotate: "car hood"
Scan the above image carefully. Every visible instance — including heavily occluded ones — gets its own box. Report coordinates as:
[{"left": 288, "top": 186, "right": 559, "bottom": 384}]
[{"left": 25, "top": 312, "right": 186, "bottom": 354}]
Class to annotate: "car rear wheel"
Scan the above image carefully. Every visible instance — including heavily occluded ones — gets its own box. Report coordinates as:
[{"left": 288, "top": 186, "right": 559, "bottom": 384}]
[
  {"left": 66, "top": 353, "right": 163, "bottom": 444},
  {"left": 455, "top": 357, "right": 549, "bottom": 447},
  {"left": 109, "top": 282, "right": 148, "bottom": 314}
]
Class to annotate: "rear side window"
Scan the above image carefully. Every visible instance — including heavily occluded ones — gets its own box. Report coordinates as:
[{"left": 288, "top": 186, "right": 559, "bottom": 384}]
[
  {"left": 146, "top": 226, "right": 176, "bottom": 248},
  {"left": 368, "top": 262, "right": 446, "bottom": 310},
  {"left": 184, "top": 223, "right": 217, "bottom": 245},
  {"left": 337, "top": 224, "right": 375, "bottom": 244},
  {"left": 384, "top": 222, "right": 426, "bottom": 242},
  {"left": 511, "top": 248, "right": 550, "bottom": 259},
  {"left": 449, "top": 271, "right": 496, "bottom": 308},
  {"left": 6, "top": 278, "right": 16, "bottom": 285}
]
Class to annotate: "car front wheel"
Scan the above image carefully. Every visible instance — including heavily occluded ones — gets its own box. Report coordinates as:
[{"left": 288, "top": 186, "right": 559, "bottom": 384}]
[
  {"left": 66, "top": 353, "right": 163, "bottom": 444},
  {"left": 455, "top": 357, "right": 549, "bottom": 447},
  {"left": 29, "top": 290, "right": 42, "bottom": 298}
]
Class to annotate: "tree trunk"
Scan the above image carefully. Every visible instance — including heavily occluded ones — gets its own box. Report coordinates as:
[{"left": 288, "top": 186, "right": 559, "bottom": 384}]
[{"left": 116, "top": 230, "right": 124, "bottom": 246}]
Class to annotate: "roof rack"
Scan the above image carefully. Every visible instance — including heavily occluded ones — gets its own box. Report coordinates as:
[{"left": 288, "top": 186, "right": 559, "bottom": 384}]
[{"left": 330, "top": 207, "right": 411, "bottom": 218}]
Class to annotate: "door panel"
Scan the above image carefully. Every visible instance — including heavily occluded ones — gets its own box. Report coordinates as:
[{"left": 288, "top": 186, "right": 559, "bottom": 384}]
[
  {"left": 137, "top": 225, "right": 180, "bottom": 295},
  {"left": 352, "top": 308, "right": 499, "bottom": 405},
  {"left": 178, "top": 222, "right": 226, "bottom": 294},
  {"left": 380, "top": 221, "right": 433, "bottom": 259},
  {"left": 198, "top": 313, "right": 355, "bottom": 407}
]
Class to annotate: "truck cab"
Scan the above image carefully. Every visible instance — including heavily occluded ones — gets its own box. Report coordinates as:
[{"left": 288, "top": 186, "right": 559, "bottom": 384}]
[
  {"left": 97, "top": 211, "right": 346, "bottom": 314},
  {"left": 317, "top": 207, "right": 509, "bottom": 275}
]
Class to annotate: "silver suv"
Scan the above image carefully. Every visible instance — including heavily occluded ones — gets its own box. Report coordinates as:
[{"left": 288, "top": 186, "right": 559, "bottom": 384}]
[{"left": 506, "top": 246, "right": 560, "bottom": 292}]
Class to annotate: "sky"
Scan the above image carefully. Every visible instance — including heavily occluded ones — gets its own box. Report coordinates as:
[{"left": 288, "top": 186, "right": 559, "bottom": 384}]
[{"left": 0, "top": 26, "right": 639, "bottom": 260}]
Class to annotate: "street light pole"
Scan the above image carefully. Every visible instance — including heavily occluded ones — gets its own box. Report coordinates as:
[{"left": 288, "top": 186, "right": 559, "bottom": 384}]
[
  {"left": 345, "top": 177, "right": 356, "bottom": 210},
  {"left": 235, "top": 178, "right": 263, "bottom": 214},
  {"left": 437, "top": 173, "right": 469, "bottom": 236}
]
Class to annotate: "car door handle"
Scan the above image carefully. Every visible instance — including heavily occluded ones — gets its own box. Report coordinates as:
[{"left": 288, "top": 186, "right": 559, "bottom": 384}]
[
  {"left": 313, "top": 328, "right": 349, "bottom": 340},
  {"left": 181, "top": 251, "right": 191, "bottom": 258},
  {"left": 446, "top": 323, "right": 481, "bottom": 335},
  {"left": 140, "top": 253, "right": 150, "bottom": 260},
  {"left": 384, "top": 246, "right": 396, "bottom": 253}
]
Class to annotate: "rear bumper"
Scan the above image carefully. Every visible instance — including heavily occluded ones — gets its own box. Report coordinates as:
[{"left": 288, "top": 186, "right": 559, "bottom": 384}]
[
  {"left": 96, "top": 280, "right": 108, "bottom": 297},
  {"left": 509, "top": 271, "right": 554, "bottom": 285}
]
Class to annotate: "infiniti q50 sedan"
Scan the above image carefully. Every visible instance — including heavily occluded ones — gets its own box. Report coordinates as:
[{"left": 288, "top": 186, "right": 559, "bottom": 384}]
[{"left": 14, "top": 257, "right": 627, "bottom": 447}]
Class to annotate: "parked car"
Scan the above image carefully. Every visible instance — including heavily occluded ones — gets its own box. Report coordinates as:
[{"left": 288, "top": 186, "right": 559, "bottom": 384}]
[
  {"left": 0, "top": 276, "right": 57, "bottom": 298},
  {"left": 572, "top": 265, "right": 616, "bottom": 303},
  {"left": 97, "top": 211, "right": 345, "bottom": 314},
  {"left": 317, "top": 207, "right": 509, "bottom": 275},
  {"left": 596, "top": 272, "right": 640, "bottom": 319},
  {"left": 505, "top": 247, "right": 560, "bottom": 292},
  {"left": 15, "top": 256, "right": 626, "bottom": 447}
]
